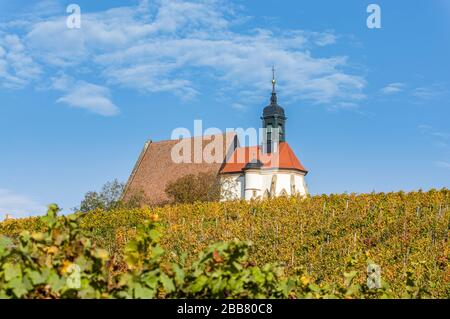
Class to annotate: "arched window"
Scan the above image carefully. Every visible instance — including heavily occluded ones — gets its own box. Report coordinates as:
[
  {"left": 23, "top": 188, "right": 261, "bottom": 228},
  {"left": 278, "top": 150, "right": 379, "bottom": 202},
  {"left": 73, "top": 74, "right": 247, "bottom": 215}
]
[
  {"left": 263, "top": 189, "right": 270, "bottom": 199},
  {"left": 279, "top": 189, "right": 288, "bottom": 197}
]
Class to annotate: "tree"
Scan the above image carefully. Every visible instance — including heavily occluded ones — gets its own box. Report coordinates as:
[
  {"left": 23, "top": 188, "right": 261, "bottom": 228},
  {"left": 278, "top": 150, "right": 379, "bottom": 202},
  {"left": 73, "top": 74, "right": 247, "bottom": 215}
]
[
  {"left": 165, "top": 171, "right": 221, "bottom": 204},
  {"left": 77, "top": 179, "right": 125, "bottom": 212}
]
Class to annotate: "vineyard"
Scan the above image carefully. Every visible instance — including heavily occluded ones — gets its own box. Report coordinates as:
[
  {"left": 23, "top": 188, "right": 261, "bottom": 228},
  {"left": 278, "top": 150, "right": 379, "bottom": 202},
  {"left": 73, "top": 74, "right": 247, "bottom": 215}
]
[{"left": 0, "top": 189, "right": 449, "bottom": 298}]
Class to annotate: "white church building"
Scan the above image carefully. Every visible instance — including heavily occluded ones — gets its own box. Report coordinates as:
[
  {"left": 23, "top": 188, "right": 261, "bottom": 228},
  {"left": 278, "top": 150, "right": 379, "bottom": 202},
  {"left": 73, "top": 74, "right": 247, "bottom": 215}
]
[
  {"left": 123, "top": 72, "right": 309, "bottom": 204},
  {"left": 219, "top": 75, "right": 308, "bottom": 200}
]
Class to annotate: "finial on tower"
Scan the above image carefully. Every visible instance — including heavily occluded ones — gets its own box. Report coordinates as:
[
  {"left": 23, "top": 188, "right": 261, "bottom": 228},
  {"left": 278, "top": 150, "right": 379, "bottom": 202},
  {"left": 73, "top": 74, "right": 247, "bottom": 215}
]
[
  {"left": 272, "top": 65, "right": 276, "bottom": 93},
  {"left": 270, "top": 65, "right": 278, "bottom": 105}
]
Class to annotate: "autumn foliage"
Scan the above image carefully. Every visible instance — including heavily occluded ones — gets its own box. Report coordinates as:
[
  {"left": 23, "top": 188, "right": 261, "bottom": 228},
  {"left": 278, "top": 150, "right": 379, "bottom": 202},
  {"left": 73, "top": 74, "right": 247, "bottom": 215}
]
[{"left": 1, "top": 189, "right": 449, "bottom": 298}]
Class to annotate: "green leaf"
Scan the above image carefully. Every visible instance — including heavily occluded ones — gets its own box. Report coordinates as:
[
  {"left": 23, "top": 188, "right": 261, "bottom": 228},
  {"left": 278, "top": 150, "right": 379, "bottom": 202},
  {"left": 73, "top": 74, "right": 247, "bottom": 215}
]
[
  {"left": 190, "top": 275, "right": 208, "bottom": 293},
  {"left": 160, "top": 273, "right": 175, "bottom": 293},
  {"left": 31, "top": 232, "right": 45, "bottom": 242},
  {"left": 344, "top": 271, "right": 357, "bottom": 286},
  {"left": 0, "top": 236, "right": 12, "bottom": 257},
  {"left": 27, "top": 270, "right": 45, "bottom": 286},
  {"left": 308, "top": 284, "right": 320, "bottom": 292},
  {"left": 134, "top": 283, "right": 155, "bottom": 299},
  {"left": 124, "top": 253, "right": 139, "bottom": 268},
  {"left": 141, "top": 272, "right": 158, "bottom": 289},
  {"left": 124, "top": 240, "right": 138, "bottom": 254},
  {"left": 3, "top": 263, "right": 22, "bottom": 282},
  {"left": 41, "top": 204, "right": 60, "bottom": 227},
  {"left": 8, "top": 277, "right": 28, "bottom": 297},
  {"left": 148, "top": 229, "right": 161, "bottom": 242},
  {"left": 47, "top": 270, "right": 65, "bottom": 293},
  {"left": 172, "top": 263, "right": 185, "bottom": 285},
  {"left": 252, "top": 268, "right": 265, "bottom": 284},
  {"left": 66, "top": 264, "right": 82, "bottom": 289},
  {"left": 151, "top": 246, "right": 165, "bottom": 259},
  {"left": 0, "top": 236, "right": 12, "bottom": 249},
  {"left": 345, "top": 284, "right": 361, "bottom": 297}
]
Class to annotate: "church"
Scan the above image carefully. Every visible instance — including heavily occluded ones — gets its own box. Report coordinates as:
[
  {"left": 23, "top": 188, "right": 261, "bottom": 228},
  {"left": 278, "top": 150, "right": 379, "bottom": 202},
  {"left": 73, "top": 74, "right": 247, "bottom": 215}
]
[{"left": 122, "top": 72, "right": 308, "bottom": 205}]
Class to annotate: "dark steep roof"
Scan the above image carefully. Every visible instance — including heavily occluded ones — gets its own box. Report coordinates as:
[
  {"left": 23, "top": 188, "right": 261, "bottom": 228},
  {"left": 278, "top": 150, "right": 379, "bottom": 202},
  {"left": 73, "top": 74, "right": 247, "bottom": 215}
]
[{"left": 262, "top": 92, "right": 286, "bottom": 119}]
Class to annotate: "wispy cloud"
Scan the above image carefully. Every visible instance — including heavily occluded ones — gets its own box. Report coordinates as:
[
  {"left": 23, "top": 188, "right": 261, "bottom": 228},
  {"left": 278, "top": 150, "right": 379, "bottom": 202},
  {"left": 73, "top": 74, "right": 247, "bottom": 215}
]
[
  {"left": 419, "top": 125, "right": 449, "bottom": 168},
  {"left": 434, "top": 161, "right": 450, "bottom": 169},
  {"left": 313, "top": 32, "right": 337, "bottom": 46},
  {"left": 56, "top": 81, "right": 120, "bottom": 116},
  {"left": 0, "top": 188, "right": 46, "bottom": 220},
  {"left": 412, "top": 84, "right": 448, "bottom": 101},
  {"left": 232, "top": 102, "right": 245, "bottom": 110},
  {"left": 0, "top": 0, "right": 367, "bottom": 113},
  {"left": 0, "top": 34, "right": 41, "bottom": 88},
  {"left": 419, "top": 124, "right": 449, "bottom": 148},
  {"left": 380, "top": 82, "right": 405, "bottom": 95}
]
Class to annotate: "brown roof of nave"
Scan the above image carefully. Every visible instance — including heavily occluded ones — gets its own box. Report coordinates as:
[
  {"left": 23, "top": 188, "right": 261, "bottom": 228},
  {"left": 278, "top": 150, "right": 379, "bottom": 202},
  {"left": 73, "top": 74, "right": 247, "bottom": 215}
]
[{"left": 122, "top": 132, "right": 238, "bottom": 205}]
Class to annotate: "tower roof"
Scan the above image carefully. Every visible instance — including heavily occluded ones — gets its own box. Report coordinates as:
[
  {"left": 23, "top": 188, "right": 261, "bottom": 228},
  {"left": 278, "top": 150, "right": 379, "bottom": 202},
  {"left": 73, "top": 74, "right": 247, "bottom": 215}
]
[{"left": 262, "top": 66, "right": 286, "bottom": 119}]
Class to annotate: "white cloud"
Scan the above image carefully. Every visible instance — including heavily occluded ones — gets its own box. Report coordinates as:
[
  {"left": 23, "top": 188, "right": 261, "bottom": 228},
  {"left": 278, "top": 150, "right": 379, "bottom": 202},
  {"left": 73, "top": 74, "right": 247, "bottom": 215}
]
[
  {"left": 419, "top": 124, "right": 449, "bottom": 149},
  {"left": 313, "top": 32, "right": 337, "bottom": 46},
  {"left": 56, "top": 81, "right": 120, "bottom": 116},
  {"left": 412, "top": 84, "right": 448, "bottom": 100},
  {"left": 380, "top": 82, "right": 404, "bottom": 95},
  {"left": 29, "top": 0, "right": 64, "bottom": 18},
  {"left": 1, "top": 0, "right": 367, "bottom": 112},
  {"left": 0, "top": 189, "right": 46, "bottom": 220},
  {"left": 435, "top": 161, "right": 450, "bottom": 169},
  {"left": 331, "top": 102, "right": 359, "bottom": 111},
  {"left": 0, "top": 34, "right": 41, "bottom": 88},
  {"left": 232, "top": 102, "right": 245, "bottom": 110},
  {"left": 420, "top": 126, "right": 449, "bottom": 170},
  {"left": 418, "top": 124, "right": 431, "bottom": 131}
]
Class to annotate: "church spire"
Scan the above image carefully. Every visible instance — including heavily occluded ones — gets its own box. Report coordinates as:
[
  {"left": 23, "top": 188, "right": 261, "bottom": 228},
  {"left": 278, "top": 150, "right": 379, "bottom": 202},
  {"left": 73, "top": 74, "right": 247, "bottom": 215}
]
[
  {"left": 270, "top": 65, "right": 277, "bottom": 105},
  {"left": 272, "top": 65, "right": 276, "bottom": 94},
  {"left": 262, "top": 66, "right": 287, "bottom": 152}
]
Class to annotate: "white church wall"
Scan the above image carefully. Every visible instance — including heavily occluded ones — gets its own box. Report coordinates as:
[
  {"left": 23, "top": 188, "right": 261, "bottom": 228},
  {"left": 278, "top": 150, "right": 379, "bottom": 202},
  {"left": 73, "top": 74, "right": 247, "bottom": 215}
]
[
  {"left": 244, "top": 170, "right": 262, "bottom": 200},
  {"left": 220, "top": 170, "right": 307, "bottom": 201},
  {"left": 294, "top": 174, "right": 308, "bottom": 196},
  {"left": 258, "top": 170, "right": 307, "bottom": 197},
  {"left": 275, "top": 172, "right": 291, "bottom": 195}
]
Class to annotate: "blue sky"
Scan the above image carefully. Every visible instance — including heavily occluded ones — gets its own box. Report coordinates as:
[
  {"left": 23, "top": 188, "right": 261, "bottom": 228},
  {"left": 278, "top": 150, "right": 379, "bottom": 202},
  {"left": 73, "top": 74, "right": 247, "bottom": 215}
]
[{"left": 0, "top": 0, "right": 449, "bottom": 218}]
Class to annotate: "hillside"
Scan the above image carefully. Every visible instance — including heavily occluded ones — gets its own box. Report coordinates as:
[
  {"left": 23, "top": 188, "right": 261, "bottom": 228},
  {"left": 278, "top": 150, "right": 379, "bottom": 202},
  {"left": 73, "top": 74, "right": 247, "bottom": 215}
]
[{"left": 1, "top": 189, "right": 449, "bottom": 297}]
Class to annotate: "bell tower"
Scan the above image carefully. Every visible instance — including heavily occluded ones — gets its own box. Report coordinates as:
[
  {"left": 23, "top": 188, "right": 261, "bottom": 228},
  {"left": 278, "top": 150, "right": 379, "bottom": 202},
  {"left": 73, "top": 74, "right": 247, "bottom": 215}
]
[{"left": 262, "top": 66, "right": 286, "bottom": 153}]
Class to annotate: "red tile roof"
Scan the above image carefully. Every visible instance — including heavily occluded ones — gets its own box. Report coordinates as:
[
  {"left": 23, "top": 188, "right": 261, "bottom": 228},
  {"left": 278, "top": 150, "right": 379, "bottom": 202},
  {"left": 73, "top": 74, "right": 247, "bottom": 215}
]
[
  {"left": 122, "top": 132, "right": 238, "bottom": 205},
  {"left": 220, "top": 142, "right": 307, "bottom": 174}
]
